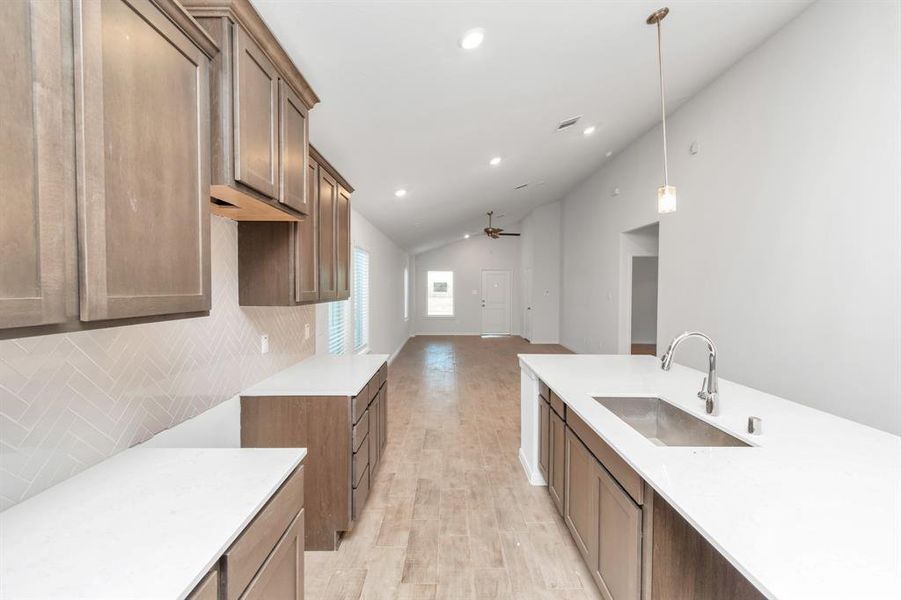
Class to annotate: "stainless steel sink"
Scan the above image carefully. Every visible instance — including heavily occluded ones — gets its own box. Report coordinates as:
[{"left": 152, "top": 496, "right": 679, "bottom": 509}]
[{"left": 593, "top": 396, "right": 750, "bottom": 447}]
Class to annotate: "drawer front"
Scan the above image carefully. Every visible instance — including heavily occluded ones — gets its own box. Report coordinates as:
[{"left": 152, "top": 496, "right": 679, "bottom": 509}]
[
  {"left": 352, "top": 409, "right": 369, "bottom": 452},
  {"left": 539, "top": 380, "right": 550, "bottom": 402},
  {"left": 567, "top": 410, "right": 643, "bottom": 505},
  {"left": 223, "top": 465, "right": 305, "bottom": 600},
  {"left": 378, "top": 363, "right": 388, "bottom": 388},
  {"left": 352, "top": 383, "right": 369, "bottom": 423},
  {"left": 368, "top": 373, "right": 380, "bottom": 402},
  {"left": 240, "top": 508, "right": 304, "bottom": 600},
  {"left": 549, "top": 389, "right": 566, "bottom": 418},
  {"left": 187, "top": 568, "right": 219, "bottom": 600},
  {"left": 352, "top": 464, "right": 371, "bottom": 520},
  {"left": 353, "top": 434, "right": 370, "bottom": 487}
]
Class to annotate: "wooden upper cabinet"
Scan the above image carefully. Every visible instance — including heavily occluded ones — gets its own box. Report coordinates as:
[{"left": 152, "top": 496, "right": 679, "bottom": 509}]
[
  {"left": 183, "top": 0, "right": 319, "bottom": 222},
  {"left": 74, "top": 0, "right": 214, "bottom": 321},
  {"left": 279, "top": 81, "right": 310, "bottom": 214},
  {"left": 233, "top": 26, "right": 278, "bottom": 198},
  {"left": 318, "top": 169, "right": 338, "bottom": 301},
  {"left": 335, "top": 186, "right": 351, "bottom": 300},
  {"left": 0, "top": 0, "right": 74, "bottom": 329},
  {"left": 296, "top": 158, "right": 320, "bottom": 302}
]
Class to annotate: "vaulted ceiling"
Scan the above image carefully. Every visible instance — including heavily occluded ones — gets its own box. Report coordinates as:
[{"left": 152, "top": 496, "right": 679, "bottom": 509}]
[{"left": 254, "top": 0, "right": 810, "bottom": 254}]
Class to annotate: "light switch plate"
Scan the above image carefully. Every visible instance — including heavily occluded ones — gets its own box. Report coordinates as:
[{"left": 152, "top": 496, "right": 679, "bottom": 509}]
[
  {"left": 304, "top": 323, "right": 311, "bottom": 340},
  {"left": 261, "top": 334, "right": 270, "bottom": 354}
]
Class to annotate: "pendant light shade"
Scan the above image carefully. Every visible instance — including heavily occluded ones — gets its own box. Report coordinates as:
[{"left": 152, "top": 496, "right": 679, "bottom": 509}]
[
  {"left": 648, "top": 7, "right": 676, "bottom": 214},
  {"left": 657, "top": 185, "right": 677, "bottom": 214}
]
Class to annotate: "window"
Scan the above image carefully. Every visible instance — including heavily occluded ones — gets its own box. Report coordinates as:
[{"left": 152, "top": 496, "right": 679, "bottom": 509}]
[
  {"left": 403, "top": 267, "right": 409, "bottom": 321},
  {"left": 353, "top": 247, "right": 370, "bottom": 352},
  {"left": 328, "top": 301, "right": 348, "bottom": 355},
  {"left": 426, "top": 271, "right": 454, "bottom": 316}
]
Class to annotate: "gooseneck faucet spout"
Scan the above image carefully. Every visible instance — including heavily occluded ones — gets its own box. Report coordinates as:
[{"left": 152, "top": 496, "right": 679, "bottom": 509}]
[{"left": 660, "top": 331, "right": 719, "bottom": 416}]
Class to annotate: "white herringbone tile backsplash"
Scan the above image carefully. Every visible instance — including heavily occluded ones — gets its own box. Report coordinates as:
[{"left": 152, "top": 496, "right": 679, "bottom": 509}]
[{"left": 0, "top": 216, "right": 315, "bottom": 510}]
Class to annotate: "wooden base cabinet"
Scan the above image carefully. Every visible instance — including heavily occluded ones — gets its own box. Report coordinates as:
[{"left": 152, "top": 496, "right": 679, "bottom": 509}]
[
  {"left": 241, "top": 363, "right": 387, "bottom": 550},
  {"left": 539, "top": 379, "right": 763, "bottom": 600},
  {"left": 186, "top": 463, "right": 305, "bottom": 600}
]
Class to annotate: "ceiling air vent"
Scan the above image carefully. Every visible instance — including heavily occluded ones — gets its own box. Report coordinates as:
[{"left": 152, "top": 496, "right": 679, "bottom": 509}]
[
  {"left": 556, "top": 115, "right": 582, "bottom": 131},
  {"left": 513, "top": 183, "right": 529, "bottom": 190}
]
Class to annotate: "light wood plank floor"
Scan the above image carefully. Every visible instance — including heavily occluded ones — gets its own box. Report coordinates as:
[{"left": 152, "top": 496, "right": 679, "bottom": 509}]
[{"left": 306, "top": 335, "right": 603, "bottom": 600}]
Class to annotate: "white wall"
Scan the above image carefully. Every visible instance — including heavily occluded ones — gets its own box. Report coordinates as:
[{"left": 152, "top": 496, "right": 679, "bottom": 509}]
[
  {"left": 317, "top": 209, "right": 412, "bottom": 360},
  {"left": 415, "top": 231, "right": 521, "bottom": 335},
  {"left": 560, "top": 1, "right": 901, "bottom": 434},
  {"left": 520, "top": 202, "right": 562, "bottom": 343}
]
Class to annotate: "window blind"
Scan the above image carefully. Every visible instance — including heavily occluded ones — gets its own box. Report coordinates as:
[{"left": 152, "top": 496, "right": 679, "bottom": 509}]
[
  {"left": 328, "top": 301, "right": 347, "bottom": 355},
  {"left": 353, "top": 247, "right": 370, "bottom": 351}
]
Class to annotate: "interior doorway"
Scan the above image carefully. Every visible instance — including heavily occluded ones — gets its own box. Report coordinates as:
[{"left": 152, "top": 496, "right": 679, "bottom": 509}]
[
  {"left": 630, "top": 256, "right": 658, "bottom": 355},
  {"left": 618, "top": 223, "right": 659, "bottom": 355},
  {"left": 481, "top": 270, "right": 512, "bottom": 335}
]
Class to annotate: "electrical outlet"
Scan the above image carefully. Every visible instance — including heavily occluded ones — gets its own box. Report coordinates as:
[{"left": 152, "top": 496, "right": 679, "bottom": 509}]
[
  {"left": 304, "top": 323, "right": 311, "bottom": 340},
  {"left": 260, "top": 334, "right": 269, "bottom": 355}
]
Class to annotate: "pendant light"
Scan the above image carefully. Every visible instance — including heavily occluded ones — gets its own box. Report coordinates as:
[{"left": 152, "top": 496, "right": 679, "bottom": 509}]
[{"left": 647, "top": 7, "right": 676, "bottom": 214}]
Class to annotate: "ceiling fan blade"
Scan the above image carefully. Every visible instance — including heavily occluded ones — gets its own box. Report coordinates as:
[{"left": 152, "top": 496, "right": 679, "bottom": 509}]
[{"left": 499, "top": 232, "right": 521, "bottom": 236}]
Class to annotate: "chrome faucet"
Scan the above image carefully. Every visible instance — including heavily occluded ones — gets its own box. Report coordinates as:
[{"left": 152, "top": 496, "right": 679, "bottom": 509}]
[{"left": 660, "top": 331, "right": 719, "bottom": 416}]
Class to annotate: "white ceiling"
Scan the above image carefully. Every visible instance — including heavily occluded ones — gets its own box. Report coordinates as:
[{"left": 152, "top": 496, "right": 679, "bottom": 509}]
[{"left": 253, "top": 0, "right": 810, "bottom": 254}]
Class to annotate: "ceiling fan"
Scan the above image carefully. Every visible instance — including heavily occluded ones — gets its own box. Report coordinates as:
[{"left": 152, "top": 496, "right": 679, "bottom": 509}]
[{"left": 483, "top": 211, "right": 520, "bottom": 239}]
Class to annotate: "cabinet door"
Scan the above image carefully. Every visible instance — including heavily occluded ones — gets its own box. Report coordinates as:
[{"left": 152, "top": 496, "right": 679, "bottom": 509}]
[
  {"left": 295, "top": 158, "right": 319, "bottom": 302},
  {"left": 335, "top": 186, "right": 351, "bottom": 299},
  {"left": 278, "top": 80, "right": 308, "bottom": 214},
  {"left": 318, "top": 169, "right": 338, "bottom": 300},
  {"left": 597, "top": 467, "right": 642, "bottom": 600},
  {"left": 233, "top": 25, "right": 278, "bottom": 198},
  {"left": 241, "top": 509, "right": 304, "bottom": 600},
  {"left": 379, "top": 385, "right": 387, "bottom": 453},
  {"left": 538, "top": 399, "right": 550, "bottom": 481},
  {"left": 369, "top": 393, "right": 381, "bottom": 474},
  {"left": 1, "top": 0, "right": 73, "bottom": 328},
  {"left": 548, "top": 409, "right": 566, "bottom": 515},
  {"left": 564, "top": 427, "right": 599, "bottom": 567},
  {"left": 74, "top": 0, "right": 211, "bottom": 321},
  {"left": 186, "top": 568, "right": 219, "bottom": 600}
]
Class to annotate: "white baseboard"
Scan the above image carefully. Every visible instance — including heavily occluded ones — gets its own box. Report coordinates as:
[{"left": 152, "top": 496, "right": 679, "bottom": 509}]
[
  {"left": 518, "top": 447, "right": 547, "bottom": 486},
  {"left": 389, "top": 336, "right": 412, "bottom": 364},
  {"left": 528, "top": 338, "right": 560, "bottom": 345}
]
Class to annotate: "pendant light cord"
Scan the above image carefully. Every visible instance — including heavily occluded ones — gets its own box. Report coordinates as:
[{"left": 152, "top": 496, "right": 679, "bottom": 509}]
[{"left": 656, "top": 20, "right": 669, "bottom": 187}]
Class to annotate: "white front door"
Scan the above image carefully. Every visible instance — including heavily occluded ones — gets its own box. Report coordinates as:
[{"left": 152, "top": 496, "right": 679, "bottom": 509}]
[
  {"left": 481, "top": 270, "right": 512, "bottom": 335},
  {"left": 523, "top": 267, "right": 533, "bottom": 341}
]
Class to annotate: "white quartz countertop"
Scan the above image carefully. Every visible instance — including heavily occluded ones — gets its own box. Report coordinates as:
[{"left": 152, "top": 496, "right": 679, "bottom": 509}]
[
  {"left": 0, "top": 447, "right": 306, "bottom": 600},
  {"left": 519, "top": 354, "right": 901, "bottom": 600},
  {"left": 241, "top": 353, "right": 389, "bottom": 397}
]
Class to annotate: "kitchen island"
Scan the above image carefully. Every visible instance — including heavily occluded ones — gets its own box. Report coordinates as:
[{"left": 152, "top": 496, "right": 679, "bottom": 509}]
[{"left": 519, "top": 354, "right": 901, "bottom": 600}]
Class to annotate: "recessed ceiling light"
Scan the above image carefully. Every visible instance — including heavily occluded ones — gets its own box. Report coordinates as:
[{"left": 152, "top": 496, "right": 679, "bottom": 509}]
[
  {"left": 464, "top": 234, "right": 471, "bottom": 239},
  {"left": 605, "top": 151, "right": 613, "bottom": 157},
  {"left": 394, "top": 189, "right": 407, "bottom": 198},
  {"left": 583, "top": 126, "right": 596, "bottom": 136},
  {"left": 460, "top": 28, "right": 485, "bottom": 50},
  {"left": 489, "top": 156, "right": 502, "bottom": 166}
]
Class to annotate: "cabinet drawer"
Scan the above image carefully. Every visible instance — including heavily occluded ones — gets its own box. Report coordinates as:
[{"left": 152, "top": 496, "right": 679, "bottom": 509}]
[
  {"left": 368, "top": 372, "right": 380, "bottom": 402},
  {"left": 352, "top": 465, "right": 370, "bottom": 520},
  {"left": 567, "top": 411, "right": 643, "bottom": 505},
  {"left": 187, "top": 567, "right": 219, "bottom": 600},
  {"left": 223, "top": 465, "right": 304, "bottom": 600},
  {"left": 240, "top": 508, "right": 304, "bottom": 600},
  {"left": 549, "top": 390, "right": 566, "bottom": 418},
  {"left": 352, "top": 409, "right": 369, "bottom": 452},
  {"left": 539, "top": 380, "right": 550, "bottom": 402},
  {"left": 353, "top": 435, "right": 370, "bottom": 487},
  {"left": 378, "top": 363, "right": 387, "bottom": 389},
  {"left": 352, "top": 383, "right": 369, "bottom": 423}
]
